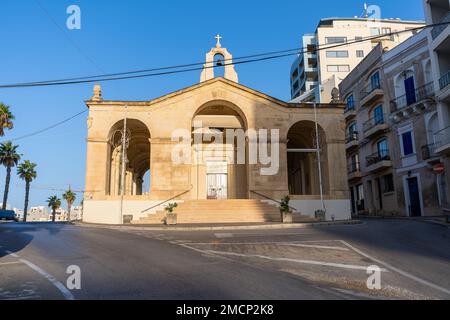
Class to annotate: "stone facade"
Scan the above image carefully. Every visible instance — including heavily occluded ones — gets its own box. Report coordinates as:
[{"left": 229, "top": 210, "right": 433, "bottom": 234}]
[{"left": 83, "top": 43, "right": 351, "bottom": 225}]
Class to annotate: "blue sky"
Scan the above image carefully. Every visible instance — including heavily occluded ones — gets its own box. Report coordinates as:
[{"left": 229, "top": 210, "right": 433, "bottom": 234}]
[{"left": 0, "top": 0, "right": 425, "bottom": 209}]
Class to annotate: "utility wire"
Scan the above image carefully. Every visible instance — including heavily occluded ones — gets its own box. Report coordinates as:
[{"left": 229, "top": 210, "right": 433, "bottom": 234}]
[
  {"left": 34, "top": 0, "right": 105, "bottom": 74},
  {"left": 2, "top": 109, "right": 87, "bottom": 143},
  {"left": 1, "top": 22, "right": 446, "bottom": 89}
]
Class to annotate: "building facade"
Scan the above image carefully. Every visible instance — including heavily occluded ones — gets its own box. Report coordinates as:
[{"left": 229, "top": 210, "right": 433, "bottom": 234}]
[
  {"left": 340, "top": 29, "right": 443, "bottom": 217},
  {"left": 423, "top": 0, "right": 450, "bottom": 214},
  {"left": 291, "top": 17, "right": 425, "bottom": 103},
  {"left": 83, "top": 41, "right": 351, "bottom": 225}
]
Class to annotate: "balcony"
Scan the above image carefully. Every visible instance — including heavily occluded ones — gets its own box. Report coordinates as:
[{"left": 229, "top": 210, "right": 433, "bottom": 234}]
[
  {"left": 348, "top": 162, "right": 362, "bottom": 181},
  {"left": 390, "top": 82, "right": 435, "bottom": 116},
  {"left": 346, "top": 132, "right": 359, "bottom": 150},
  {"left": 366, "top": 150, "right": 392, "bottom": 173},
  {"left": 360, "top": 81, "right": 383, "bottom": 107},
  {"left": 439, "top": 70, "right": 450, "bottom": 91},
  {"left": 434, "top": 125, "right": 450, "bottom": 155},
  {"left": 363, "top": 115, "right": 389, "bottom": 139},
  {"left": 422, "top": 144, "right": 440, "bottom": 162},
  {"left": 344, "top": 105, "right": 356, "bottom": 120},
  {"left": 431, "top": 11, "right": 450, "bottom": 40}
]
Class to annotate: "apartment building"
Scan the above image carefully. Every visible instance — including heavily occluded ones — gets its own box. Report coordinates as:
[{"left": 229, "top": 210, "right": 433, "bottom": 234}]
[
  {"left": 340, "top": 29, "right": 444, "bottom": 217},
  {"left": 423, "top": 0, "right": 450, "bottom": 213},
  {"left": 340, "top": 42, "right": 397, "bottom": 216},
  {"left": 291, "top": 17, "right": 425, "bottom": 103}
]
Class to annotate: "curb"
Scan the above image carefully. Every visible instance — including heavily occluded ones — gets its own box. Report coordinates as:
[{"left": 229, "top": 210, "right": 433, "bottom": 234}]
[
  {"left": 74, "top": 220, "right": 362, "bottom": 232},
  {"left": 357, "top": 216, "right": 450, "bottom": 229}
]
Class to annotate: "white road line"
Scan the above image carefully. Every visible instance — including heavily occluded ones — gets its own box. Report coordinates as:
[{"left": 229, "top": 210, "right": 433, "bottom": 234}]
[
  {"left": 187, "top": 242, "right": 350, "bottom": 251},
  {"left": 0, "top": 261, "right": 22, "bottom": 266},
  {"left": 203, "top": 249, "right": 389, "bottom": 272},
  {"left": 340, "top": 241, "right": 450, "bottom": 296},
  {"left": 5, "top": 251, "right": 75, "bottom": 300}
]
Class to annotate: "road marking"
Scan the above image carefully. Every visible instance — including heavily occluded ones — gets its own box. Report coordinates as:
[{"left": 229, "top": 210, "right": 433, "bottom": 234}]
[
  {"left": 214, "top": 233, "right": 234, "bottom": 239},
  {"left": 200, "top": 249, "right": 389, "bottom": 272},
  {"left": 188, "top": 242, "right": 350, "bottom": 251},
  {"left": 340, "top": 241, "right": 450, "bottom": 296},
  {"left": 0, "top": 261, "right": 22, "bottom": 266},
  {"left": 5, "top": 251, "right": 75, "bottom": 300}
]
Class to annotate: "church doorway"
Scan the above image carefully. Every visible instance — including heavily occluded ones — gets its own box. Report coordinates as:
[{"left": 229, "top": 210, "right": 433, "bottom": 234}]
[{"left": 192, "top": 101, "right": 248, "bottom": 200}]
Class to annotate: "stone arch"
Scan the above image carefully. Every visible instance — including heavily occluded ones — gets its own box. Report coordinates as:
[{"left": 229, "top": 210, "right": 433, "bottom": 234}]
[
  {"left": 394, "top": 69, "right": 415, "bottom": 98},
  {"left": 106, "top": 119, "right": 151, "bottom": 196},
  {"left": 191, "top": 100, "right": 248, "bottom": 200},
  {"left": 426, "top": 112, "right": 439, "bottom": 145},
  {"left": 286, "top": 121, "right": 329, "bottom": 196}
]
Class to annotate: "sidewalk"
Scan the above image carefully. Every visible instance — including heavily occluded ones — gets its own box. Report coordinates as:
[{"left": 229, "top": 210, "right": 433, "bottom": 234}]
[
  {"left": 356, "top": 215, "right": 450, "bottom": 228},
  {"left": 74, "top": 219, "right": 361, "bottom": 232}
]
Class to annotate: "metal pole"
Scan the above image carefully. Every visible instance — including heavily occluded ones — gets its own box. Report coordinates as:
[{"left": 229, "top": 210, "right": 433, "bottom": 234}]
[
  {"left": 120, "top": 105, "right": 128, "bottom": 224},
  {"left": 314, "top": 102, "right": 326, "bottom": 212}
]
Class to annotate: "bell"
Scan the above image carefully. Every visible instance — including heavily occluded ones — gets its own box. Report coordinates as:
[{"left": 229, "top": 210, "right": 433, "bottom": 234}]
[{"left": 216, "top": 59, "right": 223, "bottom": 67}]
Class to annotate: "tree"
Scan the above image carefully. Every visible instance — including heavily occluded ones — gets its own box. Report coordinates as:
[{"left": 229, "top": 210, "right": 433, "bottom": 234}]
[
  {"left": 0, "top": 142, "right": 21, "bottom": 210},
  {"left": 63, "top": 189, "right": 77, "bottom": 222},
  {"left": 47, "top": 196, "right": 62, "bottom": 223},
  {"left": 17, "top": 161, "right": 37, "bottom": 222},
  {"left": 0, "top": 103, "right": 14, "bottom": 137}
]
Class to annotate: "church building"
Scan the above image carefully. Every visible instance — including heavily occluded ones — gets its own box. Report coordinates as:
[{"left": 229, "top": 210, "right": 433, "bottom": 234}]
[{"left": 83, "top": 37, "right": 351, "bottom": 225}]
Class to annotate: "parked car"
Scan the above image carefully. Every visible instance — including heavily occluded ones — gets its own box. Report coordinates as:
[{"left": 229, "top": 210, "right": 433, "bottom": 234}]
[{"left": 0, "top": 210, "right": 18, "bottom": 222}]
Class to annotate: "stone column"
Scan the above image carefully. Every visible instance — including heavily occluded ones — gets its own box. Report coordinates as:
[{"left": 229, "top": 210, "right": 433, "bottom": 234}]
[{"left": 85, "top": 139, "right": 109, "bottom": 200}]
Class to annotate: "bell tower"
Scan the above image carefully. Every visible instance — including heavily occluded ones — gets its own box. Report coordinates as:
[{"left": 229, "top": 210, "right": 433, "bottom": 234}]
[{"left": 200, "top": 35, "right": 239, "bottom": 83}]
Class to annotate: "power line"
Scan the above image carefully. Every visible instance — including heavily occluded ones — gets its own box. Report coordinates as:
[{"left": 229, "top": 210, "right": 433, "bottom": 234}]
[
  {"left": 1, "top": 109, "right": 87, "bottom": 143},
  {"left": 1, "top": 22, "right": 445, "bottom": 90},
  {"left": 34, "top": 0, "right": 105, "bottom": 73}
]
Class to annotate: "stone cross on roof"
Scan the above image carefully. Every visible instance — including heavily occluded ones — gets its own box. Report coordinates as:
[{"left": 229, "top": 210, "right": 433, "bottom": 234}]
[{"left": 215, "top": 34, "right": 222, "bottom": 48}]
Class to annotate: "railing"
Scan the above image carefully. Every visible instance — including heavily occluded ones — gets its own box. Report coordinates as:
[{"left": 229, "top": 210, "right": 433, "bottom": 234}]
[
  {"left": 422, "top": 144, "right": 438, "bottom": 160},
  {"left": 363, "top": 114, "right": 386, "bottom": 132},
  {"left": 432, "top": 12, "right": 450, "bottom": 40},
  {"left": 250, "top": 190, "right": 298, "bottom": 213},
  {"left": 344, "top": 105, "right": 355, "bottom": 114},
  {"left": 434, "top": 125, "right": 450, "bottom": 151},
  {"left": 439, "top": 70, "right": 450, "bottom": 91},
  {"left": 366, "top": 150, "right": 391, "bottom": 167},
  {"left": 390, "top": 82, "right": 435, "bottom": 112},
  {"left": 346, "top": 132, "right": 359, "bottom": 144},
  {"left": 348, "top": 162, "right": 361, "bottom": 174},
  {"left": 360, "top": 80, "right": 382, "bottom": 101},
  {"left": 140, "top": 187, "right": 193, "bottom": 214}
]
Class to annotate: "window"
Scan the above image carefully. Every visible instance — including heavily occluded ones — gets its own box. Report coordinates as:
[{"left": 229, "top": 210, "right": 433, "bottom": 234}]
[
  {"left": 326, "top": 37, "right": 347, "bottom": 44},
  {"left": 293, "top": 80, "right": 299, "bottom": 91},
  {"left": 355, "top": 36, "right": 363, "bottom": 41},
  {"left": 356, "top": 184, "right": 365, "bottom": 211},
  {"left": 382, "top": 174, "right": 395, "bottom": 193},
  {"left": 382, "top": 27, "right": 392, "bottom": 35},
  {"left": 373, "top": 105, "right": 384, "bottom": 125},
  {"left": 326, "top": 50, "right": 349, "bottom": 58},
  {"left": 348, "top": 122, "right": 357, "bottom": 135},
  {"left": 327, "top": 65, "right": 350, "bottom": 72},
  {"left": 370, "top": 28, "right": 380, "bottom": 36},
  {"left": 401, "top": 131, "right": 415, "bottom": 156},
  {"left": 356, "top": 50, "right": 365, "bottom": 58},
  {"left": 370, "top": 72, "right": 381, "bottom": 90},
  {"left": 346, "top": 94, "right": 355, "bottom": 110},
  {"left": 292, "top": 68, "right": 299, "bottom": 79},
  {"left": 377, "top": 139, "right": 389, "bottom": 158}
]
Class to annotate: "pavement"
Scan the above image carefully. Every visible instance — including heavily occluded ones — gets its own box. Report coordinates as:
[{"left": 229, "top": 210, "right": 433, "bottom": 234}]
[{"left": 0, "top": 219, "right": 449, "bottom": 300}]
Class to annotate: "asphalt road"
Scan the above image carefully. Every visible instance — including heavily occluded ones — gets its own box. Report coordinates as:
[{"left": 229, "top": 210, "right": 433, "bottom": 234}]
[{"left": 0, "top": 220, "right": 449, "bottom": 300}]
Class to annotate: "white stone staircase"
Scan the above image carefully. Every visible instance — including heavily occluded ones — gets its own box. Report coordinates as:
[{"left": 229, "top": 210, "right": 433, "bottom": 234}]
[{"left": 134, "top": 199, "right": 315, "bottom": 225}]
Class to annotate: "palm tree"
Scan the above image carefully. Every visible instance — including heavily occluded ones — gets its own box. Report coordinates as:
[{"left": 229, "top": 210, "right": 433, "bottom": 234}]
[
  {"left": 17, "top": 161, "right": 37, "bottom": 222},
  {"left": 0, "top": 142, "right": 21, "bottom": 210},
  {"left": 0, "top": 103, "right": 14, "bottom": 137},
  {"left": 63, "top": 189, "right": 77, "bottom": 222},
  {"left": 47, "top": 196, "right": 62, "bottom": 223}
]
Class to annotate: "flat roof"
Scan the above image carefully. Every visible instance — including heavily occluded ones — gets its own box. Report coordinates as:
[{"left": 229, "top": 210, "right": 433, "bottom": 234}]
[{"left": 317, "top": 17, "right": 425, "bottom": 29}]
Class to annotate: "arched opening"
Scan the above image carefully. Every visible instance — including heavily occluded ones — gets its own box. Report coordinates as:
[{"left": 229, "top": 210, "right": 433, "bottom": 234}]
[
  {"left": 427, "top": 112, "right": 439, "bottom": 145},
  {"left": 424, "top": 60, "right": 433, "bottom": 85},
  {"left": 287, "top": 121, "right": 329, "bottom": 196},
  {"left": 192, "top": 101, "right": 248, "bottom": 200},
  {"left": 395, "top": 70, "right": 416, "bottom": 104},
  {"left": 214, "top": 53, "right": 225, "bottom": 78},
  {"left": 106, "top": 119, "right": 151, "bottom": 196}
]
